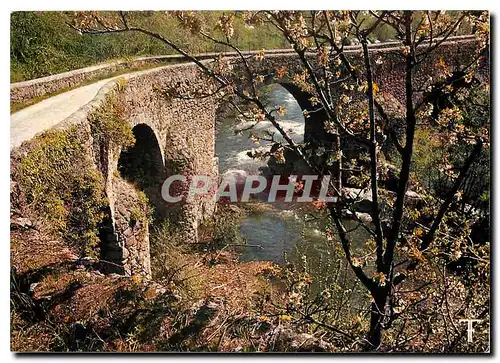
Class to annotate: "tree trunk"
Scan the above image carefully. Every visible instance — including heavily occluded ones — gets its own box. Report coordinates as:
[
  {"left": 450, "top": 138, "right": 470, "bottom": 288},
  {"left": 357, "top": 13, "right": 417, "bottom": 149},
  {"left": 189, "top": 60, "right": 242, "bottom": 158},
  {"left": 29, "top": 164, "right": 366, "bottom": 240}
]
[
  {"left": 334, "top": 131, "right": 342, "bottom": 192},
  {"left": 366, "top": 291, "right": 388, "bottom": 351}
]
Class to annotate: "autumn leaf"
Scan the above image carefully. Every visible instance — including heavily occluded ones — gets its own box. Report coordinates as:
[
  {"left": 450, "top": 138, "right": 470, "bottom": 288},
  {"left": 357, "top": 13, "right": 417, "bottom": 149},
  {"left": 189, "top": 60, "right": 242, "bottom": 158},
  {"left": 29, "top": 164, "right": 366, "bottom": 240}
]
[
  {"left": 249, "top": 134, "right": 260, "bottom": 144},
  {"left": 374, "top": 272, "right": 387, "bottom": 286},
  {"left": 274, "top": 148, "right": 285, "bottom": 163},
  {"left": 255, "top": 75, "right": 265, "bottom": 84},
  {"left": 352, "top": 257, "right": 364, "bottom": 267},
  {"left": 217, "top": 14, "right": 235, "bottom": 39},
  {"left": 276, "top": 65, "right": 288, "bottom": 79},
  {"left": 311, "top": 200, "right": 326, "bottom": 209},
  {"left": 358, "top": 81, "right": 368, "bottom": 93},
  {"left": 276, "top": 106, "right": 287, "bottom": 116},
  {"left": 279, "top": 315, "right": 293, "bottom": 321},
  {"left": 309, "top": 96, "right": 320, "bottom": 106},
  {"left": 255, "top": 49, "right": 265, "bottom": 62}
]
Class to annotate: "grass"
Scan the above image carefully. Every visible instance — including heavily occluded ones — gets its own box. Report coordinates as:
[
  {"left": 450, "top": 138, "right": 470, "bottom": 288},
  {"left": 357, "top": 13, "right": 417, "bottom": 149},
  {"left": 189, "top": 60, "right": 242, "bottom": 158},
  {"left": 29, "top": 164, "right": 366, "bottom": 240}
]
[{"left": 10, "top": 12, "right": 291, "bottom": 83}]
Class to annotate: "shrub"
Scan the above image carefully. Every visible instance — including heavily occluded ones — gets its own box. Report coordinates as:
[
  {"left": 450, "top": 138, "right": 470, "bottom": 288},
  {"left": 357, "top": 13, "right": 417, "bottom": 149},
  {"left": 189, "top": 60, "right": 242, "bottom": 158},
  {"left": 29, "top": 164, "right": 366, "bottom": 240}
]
[
  {"left": 149, "top": 220, "right": 204, "bottom": 298},
  {"left": 12, "top": 126, "right": 107, "bottom": 257},
  {"left": 89, "top": 92, "right": 135, "bottom": 150}
]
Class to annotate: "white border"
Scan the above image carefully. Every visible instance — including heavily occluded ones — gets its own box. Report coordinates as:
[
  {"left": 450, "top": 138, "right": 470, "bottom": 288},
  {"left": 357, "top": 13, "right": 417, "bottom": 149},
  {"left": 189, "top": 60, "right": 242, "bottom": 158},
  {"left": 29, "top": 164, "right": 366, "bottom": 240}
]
[{"left": 1, "top": 2, "right": 498, "bottom": 361}]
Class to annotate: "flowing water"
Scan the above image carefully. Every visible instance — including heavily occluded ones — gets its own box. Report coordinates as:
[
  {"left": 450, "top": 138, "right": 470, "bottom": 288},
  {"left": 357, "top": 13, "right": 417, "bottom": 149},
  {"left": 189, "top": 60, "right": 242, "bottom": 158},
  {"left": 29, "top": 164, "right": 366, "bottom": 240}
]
[
  {"left": 216, "top": 84, "right": 305, "bottom": 175},
  {"left": 215, "top": 84, "right": 369, "bottom": 280}
]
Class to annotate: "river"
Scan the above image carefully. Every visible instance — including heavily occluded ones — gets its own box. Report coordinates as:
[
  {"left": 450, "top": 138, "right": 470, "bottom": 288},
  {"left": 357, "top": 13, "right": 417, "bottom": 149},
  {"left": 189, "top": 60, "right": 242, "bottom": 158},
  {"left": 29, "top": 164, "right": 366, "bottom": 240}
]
[{"left": 215, "top": 84, "right": 370, "bottom": 283}]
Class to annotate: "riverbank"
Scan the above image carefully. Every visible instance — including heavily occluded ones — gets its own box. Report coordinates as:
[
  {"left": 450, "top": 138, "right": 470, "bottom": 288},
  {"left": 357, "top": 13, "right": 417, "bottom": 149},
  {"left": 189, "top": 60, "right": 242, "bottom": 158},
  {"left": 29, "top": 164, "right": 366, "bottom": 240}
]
[{"left": 10, "top": 198, "right": 294, "bottom": 351}]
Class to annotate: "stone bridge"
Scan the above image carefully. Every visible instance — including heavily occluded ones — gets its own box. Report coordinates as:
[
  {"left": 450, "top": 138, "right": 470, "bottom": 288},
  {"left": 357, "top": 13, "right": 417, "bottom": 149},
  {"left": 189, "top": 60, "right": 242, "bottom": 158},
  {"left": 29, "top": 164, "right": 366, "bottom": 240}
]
[{"left": 10, "top": 35, "right": 487, "bottom": 277}]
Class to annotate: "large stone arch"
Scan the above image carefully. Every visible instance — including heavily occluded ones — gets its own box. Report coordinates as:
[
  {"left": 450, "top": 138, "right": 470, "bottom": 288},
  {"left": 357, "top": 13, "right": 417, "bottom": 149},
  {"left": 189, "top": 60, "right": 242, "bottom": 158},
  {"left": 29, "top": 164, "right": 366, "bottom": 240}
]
[
  {"left": 118, "top": 123, "right": 168, "bottom": 220},
  {"left": 99, "top": 123, "right": 166, "bottom": 278}
]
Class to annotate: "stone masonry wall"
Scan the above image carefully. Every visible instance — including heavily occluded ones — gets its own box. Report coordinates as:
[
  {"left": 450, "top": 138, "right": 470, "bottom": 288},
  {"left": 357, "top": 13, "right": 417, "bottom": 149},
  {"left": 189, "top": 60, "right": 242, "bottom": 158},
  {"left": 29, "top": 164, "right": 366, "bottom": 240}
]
[
  {"left": 11, "top": 36, "right": 487, "bottom": 277},
  {"left": 239, "top": 36, "right": 486, "bottom": 109},
  {"left": 107, "top": 176, "right": 151, "bottom": 277},
  {"left": 10, "top": 48, "right": 298, "bottom": 106},
  {"left": 115, "top": 63, "right": 219, "bottom": 243},
  {"left": 10, "top": 56, "right": 180, "bottom": 105},
  {"left": 13, "top": 61, "right": 220, "bottom": 277},
  {"left": 92, "top": 63, "right": 219, "bottom": 275}
]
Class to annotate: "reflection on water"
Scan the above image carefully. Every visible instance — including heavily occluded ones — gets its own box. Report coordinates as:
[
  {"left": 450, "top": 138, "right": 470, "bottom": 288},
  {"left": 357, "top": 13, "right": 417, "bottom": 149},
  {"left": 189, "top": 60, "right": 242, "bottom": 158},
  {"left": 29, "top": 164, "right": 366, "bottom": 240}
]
[{"left": 215, "top": 84, "right": 366, "bottom": 281}]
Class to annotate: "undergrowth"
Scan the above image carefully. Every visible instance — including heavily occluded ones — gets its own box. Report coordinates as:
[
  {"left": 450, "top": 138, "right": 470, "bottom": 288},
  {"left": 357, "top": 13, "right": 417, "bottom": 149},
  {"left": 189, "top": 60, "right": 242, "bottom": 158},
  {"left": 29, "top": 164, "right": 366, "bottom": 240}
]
[
  {"left": 89, "top": 88, "right": 135, "bottom": 150},
  {"left": 12, "top": 126, "right": 107, "bottom": 258},
  {"left": 11, "top": 87, "right": 136, "bottom": 258}
]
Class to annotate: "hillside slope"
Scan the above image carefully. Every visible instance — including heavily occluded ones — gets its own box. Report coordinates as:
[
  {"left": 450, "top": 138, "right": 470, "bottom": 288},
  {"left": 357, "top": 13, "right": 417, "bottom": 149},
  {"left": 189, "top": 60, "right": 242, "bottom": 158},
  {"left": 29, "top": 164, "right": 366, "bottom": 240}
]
[{"left": 10, "top": 11, "right": 290, "bottom": 82}]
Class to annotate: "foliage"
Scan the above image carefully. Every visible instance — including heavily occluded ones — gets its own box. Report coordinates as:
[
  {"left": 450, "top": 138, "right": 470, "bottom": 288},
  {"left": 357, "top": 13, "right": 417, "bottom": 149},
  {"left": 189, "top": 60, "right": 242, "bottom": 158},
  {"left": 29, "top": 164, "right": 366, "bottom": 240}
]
[
  {"left": 199, "top": 204, "right": 246, "bottom": 251},
  {"left": 12, "top": 126, "right": 107, "bottom": 258},
  {"left": 89, "top": 91, "right": 135, "bottom": 150},
  {"left": 11, "top": 11, "right": 290, "bottom": 82},
  {"left": 257, "top": 251, "right": 367, "bottom": 350},
  {"left": 149, "top": 220, "right": 205, "bottom": 299}
]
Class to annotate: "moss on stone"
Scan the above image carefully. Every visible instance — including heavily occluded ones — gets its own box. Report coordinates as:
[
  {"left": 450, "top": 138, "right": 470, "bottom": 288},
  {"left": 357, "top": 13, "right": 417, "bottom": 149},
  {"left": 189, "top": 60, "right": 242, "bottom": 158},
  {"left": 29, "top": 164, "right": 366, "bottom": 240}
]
[{"left": 137, "top": 190, "right": 154, "bottom": 224}]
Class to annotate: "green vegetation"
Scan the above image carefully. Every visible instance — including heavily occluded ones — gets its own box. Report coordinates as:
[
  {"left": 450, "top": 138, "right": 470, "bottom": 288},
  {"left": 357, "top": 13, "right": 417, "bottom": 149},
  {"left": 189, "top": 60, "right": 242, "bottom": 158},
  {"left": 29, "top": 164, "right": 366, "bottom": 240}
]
[
  {"left": 11, "top": 126, "right": 107, "bottom": 258},
  {"left": 151, "top": 205, "right": 246, "bottom": 285},
  {"left": 11, "top": 87, "right": 137, "bottom": 259},
  {"left": 199, "top": 204, "right": 246, "bottom": 250},
  {"left": 11, "top": 11, "right": 289, "bottom": 82},
  {"left": 149, "top": 220, "right": 204, "bottom": 298},
  {"left": 89, "top": 90, "right": 135, "bottom": 149}
]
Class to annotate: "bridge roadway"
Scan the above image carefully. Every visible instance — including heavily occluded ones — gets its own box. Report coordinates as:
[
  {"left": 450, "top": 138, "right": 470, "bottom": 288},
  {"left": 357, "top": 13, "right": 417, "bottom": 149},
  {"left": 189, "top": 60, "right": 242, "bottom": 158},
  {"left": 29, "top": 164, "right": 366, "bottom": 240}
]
[
  {"left": 10, "top": 35, "right": 476, "bottom": 150},
  {"left": 11, "top": 78, "right": 118, "bottom": 149}
]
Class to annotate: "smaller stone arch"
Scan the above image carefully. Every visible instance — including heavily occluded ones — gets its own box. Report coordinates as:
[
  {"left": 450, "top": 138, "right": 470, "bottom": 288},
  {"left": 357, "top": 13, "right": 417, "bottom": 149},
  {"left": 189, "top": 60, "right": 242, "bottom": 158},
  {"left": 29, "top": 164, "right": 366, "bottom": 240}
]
[
  {"left": 259, "top": 76, "right": 333, "bottom": 147},
  {"left": 257, "top": 78, "right": 341, "bottom": 177}
]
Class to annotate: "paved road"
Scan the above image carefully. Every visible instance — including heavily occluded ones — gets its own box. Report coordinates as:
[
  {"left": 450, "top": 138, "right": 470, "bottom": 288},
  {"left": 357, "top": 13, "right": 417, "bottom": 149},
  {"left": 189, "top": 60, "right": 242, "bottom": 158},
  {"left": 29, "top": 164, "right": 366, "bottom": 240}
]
[{"left": 10, "top": 77, "right": 116, "bottom": 149}]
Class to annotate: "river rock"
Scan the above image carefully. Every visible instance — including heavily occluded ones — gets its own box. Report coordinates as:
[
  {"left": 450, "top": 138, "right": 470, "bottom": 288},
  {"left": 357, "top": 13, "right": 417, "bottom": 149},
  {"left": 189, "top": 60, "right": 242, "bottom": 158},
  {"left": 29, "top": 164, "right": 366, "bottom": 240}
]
[
  {"left": 343, "top": 210, "right": 373, "bottom": 223},
  {"left": 355, "top": 212, "right": 373, "bottom": 223},
  {"left": 343, "top": 188, "right": 373, "bottom": 214},
  {"left": 343, "top": 187, "right": 424, "bottom": 215}
]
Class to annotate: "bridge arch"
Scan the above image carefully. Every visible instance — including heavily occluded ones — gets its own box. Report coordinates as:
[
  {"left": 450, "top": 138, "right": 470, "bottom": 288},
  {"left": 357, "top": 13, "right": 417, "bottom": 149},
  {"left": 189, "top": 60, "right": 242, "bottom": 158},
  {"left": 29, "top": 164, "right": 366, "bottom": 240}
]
[
  {"left": 259, "top": 77, "right": 334, "bottom": 148},
  {"left": 256, "top": 79, "right": 341, "bottom": 176},
  {"left": 118, "top": 123, "right": 168, "bottom": 220}
]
